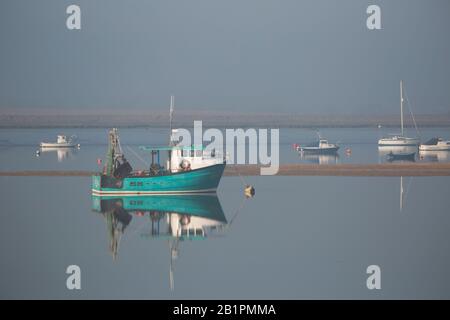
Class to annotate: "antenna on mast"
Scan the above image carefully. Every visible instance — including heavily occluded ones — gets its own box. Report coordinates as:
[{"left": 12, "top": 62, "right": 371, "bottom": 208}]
[
  {"left": 170, "top": 96, "right": 174, "bottom": 131},
  {"left": 169, "top": 95, "right": 175, "bottom": 145}
]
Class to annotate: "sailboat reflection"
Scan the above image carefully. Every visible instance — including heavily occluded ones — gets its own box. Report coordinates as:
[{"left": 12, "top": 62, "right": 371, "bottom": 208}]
[
  {"left": 39, "top": 147, "right": 76, "bottom": 162},
  {"left": 92, "top": 194, "right": 227, "bottom": 290},
  {"left": 378, "top": 146, "right": 416, "bottom": 162}
]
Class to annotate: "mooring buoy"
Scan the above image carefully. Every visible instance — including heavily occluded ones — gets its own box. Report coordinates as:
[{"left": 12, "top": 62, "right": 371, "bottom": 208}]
[{"left": 244, "top": 185, "right": 255, "bottom": 198}]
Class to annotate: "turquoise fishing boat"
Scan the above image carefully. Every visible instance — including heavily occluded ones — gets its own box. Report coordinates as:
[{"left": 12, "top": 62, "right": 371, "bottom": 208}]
[
  {"left": 91, "top": 126, "right": 226, "bottom": 195},
  {"left": 91, "top": 161, "right": 225, "bottom": 195}
]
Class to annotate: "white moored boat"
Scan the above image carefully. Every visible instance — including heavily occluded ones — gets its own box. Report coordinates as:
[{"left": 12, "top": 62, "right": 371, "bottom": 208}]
[
  {"left": 419, "top": 137, "right": 450, "bottom": 151},
  {"left": 378, "top": 81, "right": 420, "bottom": 146},
  {"left": 40, "top": 135, "right": 79, "bottom": 148},
  {"left": 378, "top": 135, "right": 420, "bottom": 146}
]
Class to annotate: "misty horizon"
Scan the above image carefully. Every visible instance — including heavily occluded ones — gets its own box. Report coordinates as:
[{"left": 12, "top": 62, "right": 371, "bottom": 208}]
[{"left": 1, "top": 0, "right": 450, "bottom": 115}]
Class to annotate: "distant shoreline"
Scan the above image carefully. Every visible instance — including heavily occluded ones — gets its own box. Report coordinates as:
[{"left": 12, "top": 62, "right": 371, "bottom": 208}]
[
  {"left": 1, "top": 111, "right": 450, "bottom": 128},
  {"left": 1, "top": 124, "right": 450, "bottom": 129},
  {"left": 1, "top": 163, "right": 450, "bottom": 177}
]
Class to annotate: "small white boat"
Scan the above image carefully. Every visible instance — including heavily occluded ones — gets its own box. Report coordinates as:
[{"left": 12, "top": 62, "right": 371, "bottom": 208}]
[
  {"left": 297, "top": 139, "right": 339, "bottom": 154},
  {"left": 378, "top": 81, "right": 420, "bottom": 146},
  {"left": 419, "top": 137, "right": 450, "bottom": 151},
  {"left": 40, "top": 135, "right": 79, "bottom": 148}
]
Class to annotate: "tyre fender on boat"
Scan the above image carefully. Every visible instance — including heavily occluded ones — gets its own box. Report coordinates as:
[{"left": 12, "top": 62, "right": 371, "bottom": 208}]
[
  {"left": 180, "top": 159, "right": 191, "bottom": 171},
  {"left": 180, "top": 215, "right": 191, "bottom": 226}
]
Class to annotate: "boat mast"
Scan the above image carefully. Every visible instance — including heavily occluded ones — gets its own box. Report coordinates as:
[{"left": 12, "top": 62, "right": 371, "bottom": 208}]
[
  {"left": 106, "top": 128, "right": 122, "bottom": 176},
  {"left": 400, "top": 80, "right": 404, "bottom": 136}
]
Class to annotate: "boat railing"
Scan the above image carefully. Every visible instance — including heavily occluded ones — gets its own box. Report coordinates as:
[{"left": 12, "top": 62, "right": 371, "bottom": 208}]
[
  {"left": 139, "top": 145, "right": 228, "bottom": 162},
  {"left": 201, "top": 150, "right": 228, "bottom": 160}
]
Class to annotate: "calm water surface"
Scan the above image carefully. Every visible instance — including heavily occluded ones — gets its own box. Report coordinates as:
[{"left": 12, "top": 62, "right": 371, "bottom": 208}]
[
  {"left": 1, "top": 127, "right": 450, "bottom": 170},
  {"left": 0, "top": 128, "right": 450, "bottom": 299}
]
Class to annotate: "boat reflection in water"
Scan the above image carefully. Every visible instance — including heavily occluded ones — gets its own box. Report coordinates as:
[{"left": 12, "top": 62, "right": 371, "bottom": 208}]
[
  {"left": 378, "top": 146, "right": 417, "bottom": 163},
  {"left": 419, "top": 150, "right": 450, "bottom": 162},
  {"left": 92, "top": 194, "right": 227, "bottom": 290},
  {"left": 39, "top": 147, "right": 76, "bottom": 162},
  {"left": 299, "top": 153, "right": 339, "bottom": 164}
]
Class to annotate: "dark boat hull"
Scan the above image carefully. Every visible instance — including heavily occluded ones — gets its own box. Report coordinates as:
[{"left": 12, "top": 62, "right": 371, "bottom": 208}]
[
  {"left": 387, "top": 152, "right": 416, "bottom": 162},
  {"left": 299, "top": 146, "right": 339, "bottom": 155}
]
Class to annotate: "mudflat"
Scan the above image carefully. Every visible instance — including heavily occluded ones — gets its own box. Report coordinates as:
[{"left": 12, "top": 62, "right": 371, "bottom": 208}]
[{"left": 1, "top": 163, "right": 450, "bottom": 177}]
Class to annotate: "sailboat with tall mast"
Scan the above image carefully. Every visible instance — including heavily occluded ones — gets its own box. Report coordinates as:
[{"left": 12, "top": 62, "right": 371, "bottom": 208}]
[{"left": 378, "top": 81, "right": 420, "bottom": 146}]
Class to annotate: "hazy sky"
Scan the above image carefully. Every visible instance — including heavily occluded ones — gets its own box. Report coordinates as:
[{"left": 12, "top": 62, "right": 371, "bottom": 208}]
[{"left": 1, "top": 0, "right": 449, "bottom": 114}]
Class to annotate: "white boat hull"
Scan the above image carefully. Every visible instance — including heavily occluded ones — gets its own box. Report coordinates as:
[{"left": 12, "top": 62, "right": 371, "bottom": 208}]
[{"left": 378, "top": 137, "right": 420, "bottom": 146}]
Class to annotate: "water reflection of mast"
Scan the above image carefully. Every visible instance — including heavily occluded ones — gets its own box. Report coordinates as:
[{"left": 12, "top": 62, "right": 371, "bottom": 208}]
[
  {"left": 399, "top": 176, "right": 413, "bottom": 212},
  {"left": 167, "top": 212, "right": 178, "bottom": 292},
  {"left": 148, "top": 210, "right": 179, "bottom": 291},
  {"left": 92, "top": 195, "right": 228, "bottom": 291},
  {"left": 106, "top": 212, "right": 120, "bottom": 260},
  {"left": 169, "top": 237, "right": 179, "bottom": 291},
  {"left": 400, "top": 176, "right": 404, "bottom": 212},
  {"left": 104, "top": 203, "right": 132, "bottom": 259}
]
